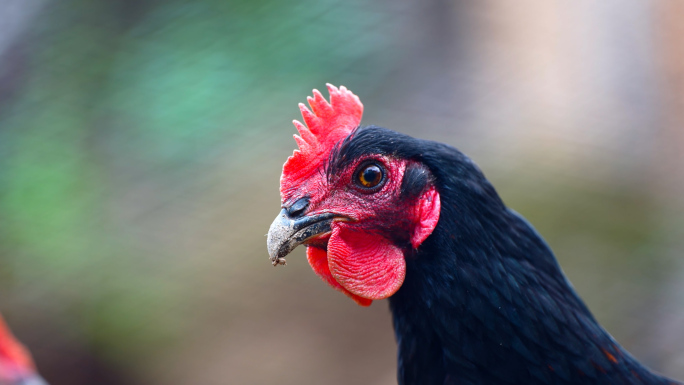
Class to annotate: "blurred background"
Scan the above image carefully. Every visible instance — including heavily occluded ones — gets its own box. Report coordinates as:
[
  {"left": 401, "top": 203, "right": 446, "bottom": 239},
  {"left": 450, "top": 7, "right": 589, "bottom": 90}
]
[{"left": 0, "top": 0, "right": 683, "bottom": 384}]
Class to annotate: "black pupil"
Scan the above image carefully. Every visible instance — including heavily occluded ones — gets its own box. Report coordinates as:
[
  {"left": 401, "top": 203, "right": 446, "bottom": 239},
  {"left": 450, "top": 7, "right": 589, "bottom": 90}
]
[{"left": 361, "top": 165, "right": 382, "bottom": 187}]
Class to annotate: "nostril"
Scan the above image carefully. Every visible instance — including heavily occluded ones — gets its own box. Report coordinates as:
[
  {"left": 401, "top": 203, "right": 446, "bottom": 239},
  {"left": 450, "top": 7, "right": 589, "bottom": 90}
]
[{"left": 287, "top": 197, "right": 310, "bottom": 218}]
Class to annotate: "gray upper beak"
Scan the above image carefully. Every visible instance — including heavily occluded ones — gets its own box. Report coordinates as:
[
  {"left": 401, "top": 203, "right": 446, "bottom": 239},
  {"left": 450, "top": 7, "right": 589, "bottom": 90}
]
[{"left": 267, "top": 209, "right": 335, "bottom": 266}]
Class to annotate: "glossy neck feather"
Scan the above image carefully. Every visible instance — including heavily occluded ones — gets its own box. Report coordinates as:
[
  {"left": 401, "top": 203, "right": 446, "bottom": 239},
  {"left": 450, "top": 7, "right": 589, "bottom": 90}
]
[{"left": 387, "top": 141, "right": 675, "bottom": 385}]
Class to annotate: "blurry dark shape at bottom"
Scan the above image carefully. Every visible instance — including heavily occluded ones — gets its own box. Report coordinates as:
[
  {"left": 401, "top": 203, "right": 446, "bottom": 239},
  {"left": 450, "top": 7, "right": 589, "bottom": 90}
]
[{"left": 35, "top": 349, "right": 135, "bottom": 385}]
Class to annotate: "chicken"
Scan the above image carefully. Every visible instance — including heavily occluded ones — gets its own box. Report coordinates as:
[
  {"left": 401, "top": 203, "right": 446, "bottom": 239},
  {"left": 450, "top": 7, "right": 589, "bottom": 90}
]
[
  {"left": 0, "top": 315, "right": 47, "bottom": 385},
  {"left": 266, "top": 85, "right": 681, "bottom": 384}
]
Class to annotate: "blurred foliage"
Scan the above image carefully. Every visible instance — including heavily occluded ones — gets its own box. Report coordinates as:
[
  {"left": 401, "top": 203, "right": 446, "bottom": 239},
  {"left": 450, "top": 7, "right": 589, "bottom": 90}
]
[
  {"left": 0, "top": 0, "right": 403, "bottom": 379},
  {"left": 1, "top": 0, "right": 682, "bottom": 384}
]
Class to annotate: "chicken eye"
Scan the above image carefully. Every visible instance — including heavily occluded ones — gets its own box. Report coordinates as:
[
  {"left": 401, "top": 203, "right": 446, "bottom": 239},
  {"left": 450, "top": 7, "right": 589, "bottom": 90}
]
[{"left": 355, "top": 163, "right": 385, "bottom": 190}]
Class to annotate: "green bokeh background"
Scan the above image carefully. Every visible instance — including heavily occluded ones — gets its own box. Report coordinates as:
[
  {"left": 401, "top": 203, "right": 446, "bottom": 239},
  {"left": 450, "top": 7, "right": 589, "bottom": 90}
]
[{"left": 1, "top": 1, "right": 683, "bottom": 384}]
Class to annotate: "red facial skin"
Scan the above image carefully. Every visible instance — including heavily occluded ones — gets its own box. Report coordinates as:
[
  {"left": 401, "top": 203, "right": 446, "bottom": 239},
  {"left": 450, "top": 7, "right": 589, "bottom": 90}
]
[
  {"left": 0, "top": 315, "right": 37, "bottom": 383},
  {"left": 280, "top": 85, "right": 441, "bottom": 306},
  {"left": 290, "top": 154, "right": 440, "bottom": 306}
]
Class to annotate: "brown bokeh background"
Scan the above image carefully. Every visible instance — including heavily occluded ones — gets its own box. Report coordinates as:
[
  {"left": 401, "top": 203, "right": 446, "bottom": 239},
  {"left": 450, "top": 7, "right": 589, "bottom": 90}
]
[{"left": 1, "top": 1, "right": 683, "bottom": 384}]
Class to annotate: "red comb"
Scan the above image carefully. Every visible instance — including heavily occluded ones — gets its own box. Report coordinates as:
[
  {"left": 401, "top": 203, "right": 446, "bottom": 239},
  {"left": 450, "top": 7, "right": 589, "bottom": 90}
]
[{"left": 280, "top": 84, "right": 363, "bottom": 199}]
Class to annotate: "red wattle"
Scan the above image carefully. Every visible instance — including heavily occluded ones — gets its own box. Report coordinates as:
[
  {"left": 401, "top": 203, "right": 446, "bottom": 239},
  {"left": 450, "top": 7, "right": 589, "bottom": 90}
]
[
  {"left": 306, "top": 246, "right": 373, "bottom": 306},
  {"left": 327, "top": 223, "right": 406, "bottom": 301}
]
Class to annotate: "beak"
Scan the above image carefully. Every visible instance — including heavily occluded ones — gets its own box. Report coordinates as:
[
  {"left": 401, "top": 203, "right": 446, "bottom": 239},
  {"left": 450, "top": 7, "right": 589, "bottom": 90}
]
[{"left": 267, "top": 209, "right": 335, "bottom": 266}]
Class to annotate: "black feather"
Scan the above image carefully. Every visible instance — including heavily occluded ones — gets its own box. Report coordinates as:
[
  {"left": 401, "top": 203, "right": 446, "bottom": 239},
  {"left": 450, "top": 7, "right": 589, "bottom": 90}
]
[
  {"left": 401, "top": 163, "right": 433, "bottom": 200},
  {"left": 339, "top": 126, "right": 681, "bottom": 385}
]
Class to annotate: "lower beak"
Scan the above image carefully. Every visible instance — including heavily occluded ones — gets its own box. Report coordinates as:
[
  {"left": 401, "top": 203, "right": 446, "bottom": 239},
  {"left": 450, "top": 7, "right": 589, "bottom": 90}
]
[{"left": 267, "top": 209, "right": 335, "bottom": 266}]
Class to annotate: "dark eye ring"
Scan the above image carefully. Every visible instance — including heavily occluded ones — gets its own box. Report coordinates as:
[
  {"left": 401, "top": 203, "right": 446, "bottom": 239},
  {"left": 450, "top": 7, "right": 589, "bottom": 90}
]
[{"left": 354, "top": 162, "right": 386, "bottom": 191}]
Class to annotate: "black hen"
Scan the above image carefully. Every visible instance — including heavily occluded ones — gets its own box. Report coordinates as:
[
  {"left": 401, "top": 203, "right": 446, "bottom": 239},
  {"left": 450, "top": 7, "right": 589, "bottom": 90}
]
[
  {"left": 267, "top": 85, "right": 682, "bottom": 385},
  {"left": 377, "top": 127, "right": 679, "bottom": 385}
]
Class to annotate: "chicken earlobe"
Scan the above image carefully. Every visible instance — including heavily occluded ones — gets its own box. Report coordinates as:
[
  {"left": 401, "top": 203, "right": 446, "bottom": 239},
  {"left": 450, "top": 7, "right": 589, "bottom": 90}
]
[{"left": 409, "top": 186, "right": 441, "bottom": 249}]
